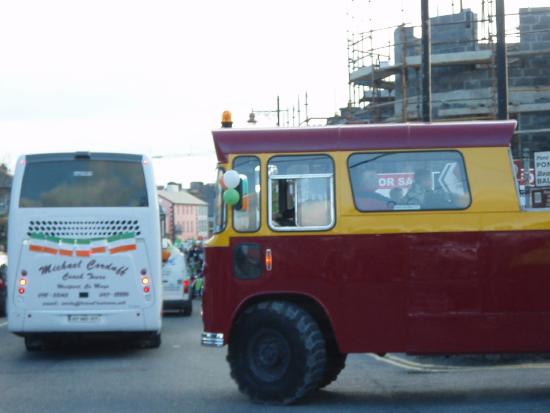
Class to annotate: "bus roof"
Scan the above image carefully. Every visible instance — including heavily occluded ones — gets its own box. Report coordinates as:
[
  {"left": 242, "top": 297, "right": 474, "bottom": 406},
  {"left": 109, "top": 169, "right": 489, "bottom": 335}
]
[{"left": 212, "top": 120, "right": 516, "bottom": 163}]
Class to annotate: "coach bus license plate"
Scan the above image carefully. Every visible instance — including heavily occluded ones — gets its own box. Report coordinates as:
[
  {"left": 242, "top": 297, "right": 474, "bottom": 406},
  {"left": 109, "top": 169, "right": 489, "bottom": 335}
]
[{"left": 69, "top": 314, "right": 101, "bottom": 323}]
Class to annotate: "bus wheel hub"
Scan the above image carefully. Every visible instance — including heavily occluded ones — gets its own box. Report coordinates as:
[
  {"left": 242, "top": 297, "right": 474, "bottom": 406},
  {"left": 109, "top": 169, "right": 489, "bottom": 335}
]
[{"left": 249, "top": 329, "right": 290, "bottom": 381}]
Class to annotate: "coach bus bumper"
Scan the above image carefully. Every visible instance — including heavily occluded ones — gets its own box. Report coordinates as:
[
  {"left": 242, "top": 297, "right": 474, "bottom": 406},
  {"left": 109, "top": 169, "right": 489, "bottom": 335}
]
[
  {"left": 201, "top": 331, "right": 224, "bottom": 347},
  {"left": 8, "top": 309, "right": 161, "bottom": 333}
]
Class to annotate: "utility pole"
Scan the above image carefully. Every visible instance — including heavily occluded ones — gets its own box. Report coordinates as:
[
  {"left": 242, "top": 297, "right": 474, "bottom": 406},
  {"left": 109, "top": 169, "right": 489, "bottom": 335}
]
[
  {"left": 496, "top": 0, "right": 509, "bottom": 120},
  {"left": 421, "top": 0, "right": 432, "bottom": 122},
  {"left": 305, "top": 92, "right": 309, "bottom": 126},
  {"left": 247, "top": 96, "right": 288, "bottom": 127}
]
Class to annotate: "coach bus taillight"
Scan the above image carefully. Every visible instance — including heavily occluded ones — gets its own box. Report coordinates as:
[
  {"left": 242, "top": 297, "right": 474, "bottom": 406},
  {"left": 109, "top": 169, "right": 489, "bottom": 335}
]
[
  {"left": 18, "top": 274, "right": 28, "bottom": 294},
  {"left": 141, "top": 275, "right": 151, "bottom": 294}
]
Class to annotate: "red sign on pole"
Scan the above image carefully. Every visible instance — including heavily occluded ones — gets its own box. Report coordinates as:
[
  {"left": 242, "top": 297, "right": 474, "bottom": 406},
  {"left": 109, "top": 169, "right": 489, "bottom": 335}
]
[{"left": 513, "top": 160, "right": 535, "bottom": 186}]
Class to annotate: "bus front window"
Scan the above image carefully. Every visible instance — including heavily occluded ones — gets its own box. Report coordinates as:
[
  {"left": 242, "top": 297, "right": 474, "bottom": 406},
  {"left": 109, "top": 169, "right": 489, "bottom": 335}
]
[
  {"left": 233, "top": 156, "right": 261, "bottom": 232},
  {"left": 213, "top": 168, "right": 226, "bottom": 234}
]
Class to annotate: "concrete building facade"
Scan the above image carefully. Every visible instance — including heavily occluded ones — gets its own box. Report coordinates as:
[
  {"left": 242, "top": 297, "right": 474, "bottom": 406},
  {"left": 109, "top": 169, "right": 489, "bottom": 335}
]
[
  {"left": 334, "top": 6, "right": 550, "bottom": 161},
  {"left": 158, "top": 184, "right": 208, "bottom": 242}
]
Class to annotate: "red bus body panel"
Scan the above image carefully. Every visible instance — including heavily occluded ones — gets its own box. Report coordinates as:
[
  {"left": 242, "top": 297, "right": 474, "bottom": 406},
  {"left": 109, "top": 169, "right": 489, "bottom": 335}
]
[{"left": 203, "top": 230, "right": 550, "bottom": 353}]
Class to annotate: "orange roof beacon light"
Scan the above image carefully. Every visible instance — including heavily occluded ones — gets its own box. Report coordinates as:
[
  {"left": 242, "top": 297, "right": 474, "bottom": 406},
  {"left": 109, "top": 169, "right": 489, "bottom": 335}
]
[{"left": 221, "top": 111, "right": 233, "bottom": 128}]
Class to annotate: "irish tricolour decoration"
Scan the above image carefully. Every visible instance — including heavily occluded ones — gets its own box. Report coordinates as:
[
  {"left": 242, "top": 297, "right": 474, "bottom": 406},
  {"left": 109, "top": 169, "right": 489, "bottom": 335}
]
[
  {"left": 108, "top": 233, "right": 137, "bottom": 254},
  {"left": 59, "top": 239, "right": 75, "bottom": 257},
  {"left": 28, "top": 232, "right": 136, "bottom": 256},
  {"left": 28, "top": 233, "right": 59, "bottom": 255}
]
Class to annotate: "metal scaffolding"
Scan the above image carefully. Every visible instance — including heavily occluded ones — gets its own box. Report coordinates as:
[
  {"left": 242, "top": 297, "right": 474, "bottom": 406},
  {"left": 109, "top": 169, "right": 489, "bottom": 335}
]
[{"left": 344, "top": 0, "right": 550, "bottom": 125}]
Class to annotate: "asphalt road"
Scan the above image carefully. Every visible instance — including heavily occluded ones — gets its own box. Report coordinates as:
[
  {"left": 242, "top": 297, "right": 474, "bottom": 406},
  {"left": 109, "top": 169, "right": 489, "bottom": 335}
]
[{"left": 1, "top": 304, "right": 550, "bottom": 413}]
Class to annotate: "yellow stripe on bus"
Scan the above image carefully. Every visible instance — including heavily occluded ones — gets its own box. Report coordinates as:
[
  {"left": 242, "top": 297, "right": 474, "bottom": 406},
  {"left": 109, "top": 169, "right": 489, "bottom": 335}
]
[{"left": 207, "top": 147, "right": 550, "bottom": 248}]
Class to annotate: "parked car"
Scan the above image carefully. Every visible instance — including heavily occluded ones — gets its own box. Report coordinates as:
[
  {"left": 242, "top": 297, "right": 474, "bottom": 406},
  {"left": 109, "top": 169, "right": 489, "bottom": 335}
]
[{"left": 161, "top": 239, "right": 192, "bottom": 316}]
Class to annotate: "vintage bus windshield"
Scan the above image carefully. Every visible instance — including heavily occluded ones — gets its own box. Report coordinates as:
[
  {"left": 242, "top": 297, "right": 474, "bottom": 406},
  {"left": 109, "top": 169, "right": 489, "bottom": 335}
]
[{"left": 213, "top": 168, "right": 226, "bottom": 233}]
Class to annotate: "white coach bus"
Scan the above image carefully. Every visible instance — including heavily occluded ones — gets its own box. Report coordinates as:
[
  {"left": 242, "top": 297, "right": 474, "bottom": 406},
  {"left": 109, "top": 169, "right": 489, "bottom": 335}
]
[{"left": 7, "top": 152, "right": 162, "bottom": 350}]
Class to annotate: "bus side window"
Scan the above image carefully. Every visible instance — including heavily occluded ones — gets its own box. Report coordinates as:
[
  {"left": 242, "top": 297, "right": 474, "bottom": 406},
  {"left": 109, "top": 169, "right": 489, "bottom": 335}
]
[
  {"left": 271, "top": 179, "right": 296, "bottom": 227},
  {"left": 348, "top": 151, "right": 471, "bottom": 212},
  {"left": 297, "top": 200, "right": 330, "bottom": 227},
  {"left": 268, "top": 155, "right": 334, "bottom": 231}
]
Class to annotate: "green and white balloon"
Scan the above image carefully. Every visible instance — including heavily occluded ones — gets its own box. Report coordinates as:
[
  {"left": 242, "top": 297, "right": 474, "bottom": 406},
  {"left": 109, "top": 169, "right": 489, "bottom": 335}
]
[
  {"left": 223, "top": 170, "right": 240, "bottom": 189},
  {"left": 223, "top": 188, "right": 240, "bottom": 206}
]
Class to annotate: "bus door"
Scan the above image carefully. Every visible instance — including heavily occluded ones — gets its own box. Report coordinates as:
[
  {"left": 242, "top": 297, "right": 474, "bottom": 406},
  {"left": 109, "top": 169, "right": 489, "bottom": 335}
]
[
  {"left": 228, "top": 154, "right": 336, "bottom": 301},
  {"left": 228, "top": 156, "right": 263, "bottom": 285}
]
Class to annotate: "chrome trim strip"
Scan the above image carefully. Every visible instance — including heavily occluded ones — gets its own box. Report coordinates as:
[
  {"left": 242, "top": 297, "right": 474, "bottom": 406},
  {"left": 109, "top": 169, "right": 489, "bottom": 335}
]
[{"left": 201, "top": 332, "right": 224, "bottom": 347}]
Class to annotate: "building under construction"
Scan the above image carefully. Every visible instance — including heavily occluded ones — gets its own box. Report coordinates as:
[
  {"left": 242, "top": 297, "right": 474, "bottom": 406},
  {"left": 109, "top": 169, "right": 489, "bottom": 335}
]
[{"left": 330, "top": 2, "right": 550, "bottom": 159}]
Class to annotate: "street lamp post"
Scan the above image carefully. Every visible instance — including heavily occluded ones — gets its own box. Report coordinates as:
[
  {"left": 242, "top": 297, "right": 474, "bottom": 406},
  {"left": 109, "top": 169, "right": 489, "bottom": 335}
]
[{"left": 248, "top": 95, "right": 289, "bottom": 127}]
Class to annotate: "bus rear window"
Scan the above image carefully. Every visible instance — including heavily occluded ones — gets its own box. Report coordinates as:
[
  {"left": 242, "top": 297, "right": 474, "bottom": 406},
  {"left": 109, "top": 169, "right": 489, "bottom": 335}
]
[{"left": 20, "top": 160, "right": 148, "bottom": 207}]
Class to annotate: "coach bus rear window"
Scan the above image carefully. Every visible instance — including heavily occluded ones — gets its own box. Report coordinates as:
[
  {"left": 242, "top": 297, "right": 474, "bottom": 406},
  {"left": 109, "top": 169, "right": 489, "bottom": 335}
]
[
  {"left": 348, "top": 151, "right": 471, "bottom": 212},
  {"left": 19, "top": 160, "right": 148, "bottom": 207}
]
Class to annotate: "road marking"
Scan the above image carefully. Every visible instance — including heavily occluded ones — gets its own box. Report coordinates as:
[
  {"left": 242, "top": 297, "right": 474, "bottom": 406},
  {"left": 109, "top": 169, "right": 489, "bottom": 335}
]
[
  {"left": 369, "top": 354, "right": 449, "bottom": 373},
  {"left": 0, "top": 321, "right": 7, "bottom": 328},
  {"left": 369, "top": 353, "right": 550, "bottom": 372},
  {"left": 385, "top": 354, "right": 459, "bottom": 371}
]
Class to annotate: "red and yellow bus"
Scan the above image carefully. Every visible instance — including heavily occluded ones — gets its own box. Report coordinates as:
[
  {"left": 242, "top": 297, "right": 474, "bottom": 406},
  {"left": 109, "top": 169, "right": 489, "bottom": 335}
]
[{"left": 201, "top": 120, "right": 549, "bottom": 403}]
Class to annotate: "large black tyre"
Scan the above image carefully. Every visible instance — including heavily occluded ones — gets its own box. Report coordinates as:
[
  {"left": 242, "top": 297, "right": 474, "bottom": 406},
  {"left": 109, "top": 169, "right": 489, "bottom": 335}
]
[
  {"left": 319, "top": 340, "right": 347, "bottom": 389},
  {"left": 24, "top": 335, "right": 46, "bottom": 352},
  {"left": 138, "top": 332, "right": 161, "bottom": 349},
  {"left": 182, "top": 300, "right": 193, "bottom": 317},
  {"left": 227, "top": 301, "right": 326, "bottom": 404}
]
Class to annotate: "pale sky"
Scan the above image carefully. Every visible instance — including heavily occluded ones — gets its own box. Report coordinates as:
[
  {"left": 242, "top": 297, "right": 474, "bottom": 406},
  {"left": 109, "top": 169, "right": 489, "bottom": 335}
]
[{"left": 0, "top": 0, "right": 547, "bottom": 186}]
